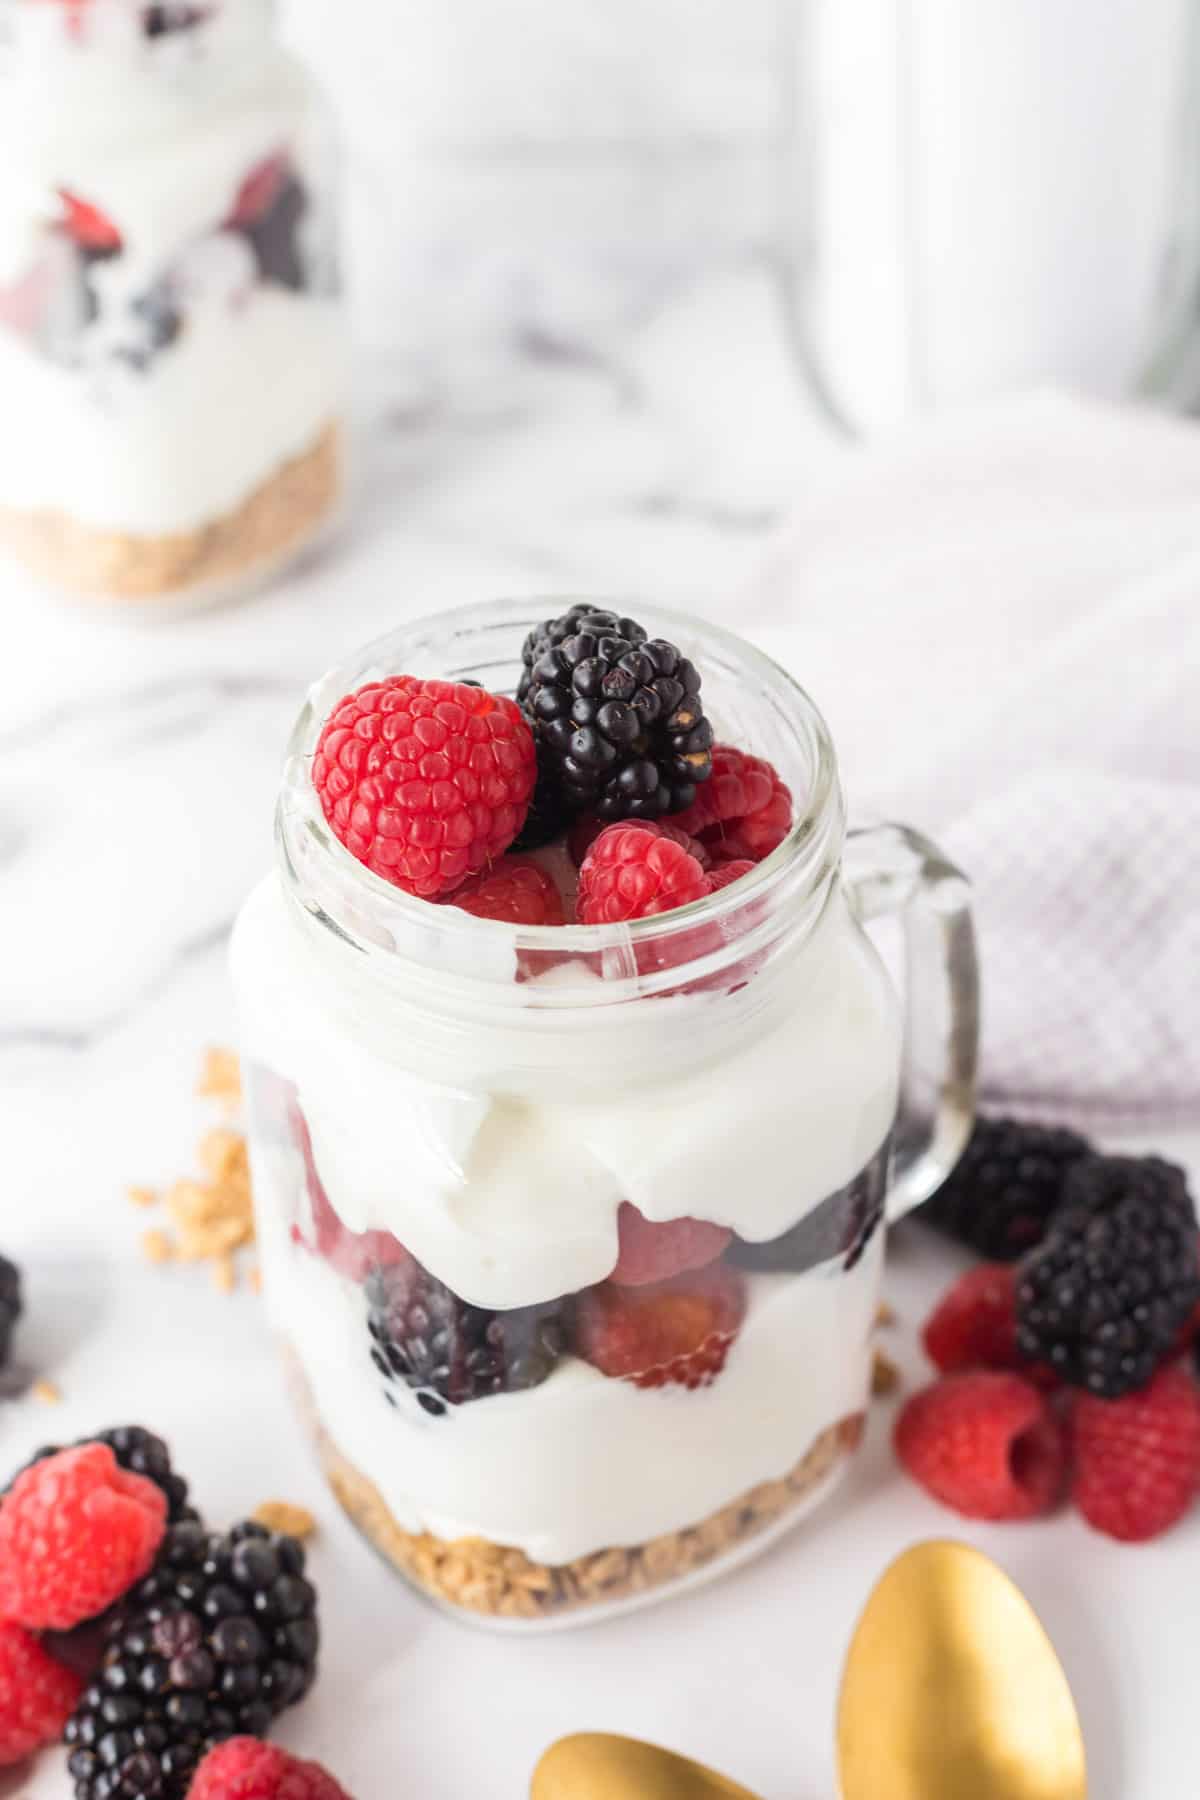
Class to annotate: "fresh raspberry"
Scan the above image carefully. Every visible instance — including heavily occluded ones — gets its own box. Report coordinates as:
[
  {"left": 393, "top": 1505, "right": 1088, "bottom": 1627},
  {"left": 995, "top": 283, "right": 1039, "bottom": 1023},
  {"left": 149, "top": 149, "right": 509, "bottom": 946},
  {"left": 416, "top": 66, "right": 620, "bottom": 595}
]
[
  {"left": 577, "top": 823, "right": 710, "bottom": 924},
  {"left": 188, "top": 1738, "right": 354, "bottom": 1800},
  {"left": 922, "top": 1265, "right": 1021, "bottom": 1375},
  {"left": 706, "top": 859, "right": 756, "bottom": 893},
  {"left": 569, "top": 813, "right": 710, "bottom": 871},
  {"left": 1071, "top": 1364, "right": 1200, "bottom": 1542},
  {"left": 312, "top": 677, "right": 536, "bottom": 900},
  {"left": 228, "top": 151, "right": 288, "bottom": 228},
  {"left": 610, "top": 1203, "right": 732, "bottom": 1287},
  {"left": 670, "top": 744, "right": 793, "bottom": 864},
  {"left": 0, "top": 1621, "right": 83, "bottom": 1765},
  {"left": 448, "top": 856, "right": 565, "bottom": 926},
  {"left": 575, "top": 1264, "right": 746, "bottom": 1389},
  {"left": 0, "top": 1444, "right": 167, "bottom": 1630},
  {"left": 57, "top": 190, "right": 122, "bottom": 254},
  {"left": 894, "top": 1371, "right": 1067, "bottom": 1521},
  {"left": 287, "top": 1093, "right": 409, "bottom": 1284}
]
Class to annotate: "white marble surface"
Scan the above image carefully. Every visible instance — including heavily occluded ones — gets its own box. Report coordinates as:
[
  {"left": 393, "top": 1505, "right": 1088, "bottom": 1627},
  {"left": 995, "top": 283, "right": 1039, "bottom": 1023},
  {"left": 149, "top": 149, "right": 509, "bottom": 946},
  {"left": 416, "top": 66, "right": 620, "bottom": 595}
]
[
  {"left": 1, "top": 272, "right": 1199, "bottom": 1797},
  {"left": 278, "top": 0, "right": 786, "bottom": 415}
]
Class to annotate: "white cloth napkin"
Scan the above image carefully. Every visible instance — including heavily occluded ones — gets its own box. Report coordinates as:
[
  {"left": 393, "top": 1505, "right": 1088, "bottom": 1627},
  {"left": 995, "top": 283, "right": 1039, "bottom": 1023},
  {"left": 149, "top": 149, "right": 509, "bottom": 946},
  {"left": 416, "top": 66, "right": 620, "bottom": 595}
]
[{"left": 745, "top": 391, "right": 1200, "bottom": 1132}]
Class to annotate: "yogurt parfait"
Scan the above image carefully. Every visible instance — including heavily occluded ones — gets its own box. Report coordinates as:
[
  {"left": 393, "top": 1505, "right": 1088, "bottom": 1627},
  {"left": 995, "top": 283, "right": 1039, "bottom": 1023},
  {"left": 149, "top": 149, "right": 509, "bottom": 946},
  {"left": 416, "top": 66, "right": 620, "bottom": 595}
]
[
  {"left": 0, "top": 0, "right": 343, "bottom": 605},
  {"left": 232, "top": 600, "right": 979, "bottom": 1626}
]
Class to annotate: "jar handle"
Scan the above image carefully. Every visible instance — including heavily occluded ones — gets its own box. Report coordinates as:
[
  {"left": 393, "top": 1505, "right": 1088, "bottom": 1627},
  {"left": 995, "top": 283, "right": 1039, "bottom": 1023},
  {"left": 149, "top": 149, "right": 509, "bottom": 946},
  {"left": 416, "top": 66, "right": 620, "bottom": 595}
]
[{"left": 844, "top": 823, "right": 980, "bottom": 1222}]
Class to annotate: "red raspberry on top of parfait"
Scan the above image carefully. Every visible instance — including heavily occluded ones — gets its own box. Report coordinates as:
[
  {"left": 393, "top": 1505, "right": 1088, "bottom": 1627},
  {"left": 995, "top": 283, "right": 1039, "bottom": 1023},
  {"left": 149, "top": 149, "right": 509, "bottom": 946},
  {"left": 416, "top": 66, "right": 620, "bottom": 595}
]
[
  {"left": 670, "top": 744, "right": 793, "bottom": 865},
  {"left": 577, "top": 822, "right": 710, "bottom": 925},
  {"left": 448, "top": 856, "right": 565, "bottom": 926},
  {"left": 312, "top": 676, "right": 536, "bottom": 900}
]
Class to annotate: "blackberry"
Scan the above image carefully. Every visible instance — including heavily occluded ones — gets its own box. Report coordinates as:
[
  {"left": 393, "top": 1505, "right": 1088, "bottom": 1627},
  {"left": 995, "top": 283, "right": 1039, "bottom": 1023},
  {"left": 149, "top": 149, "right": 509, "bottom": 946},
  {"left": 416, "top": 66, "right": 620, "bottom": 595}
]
[
  {"left": 243, "top": 177, "right": 308, "bottom": 293},
  {"left": 64, "top": 1519, "right": 318, "bottom": 1800},
  {"left": 518, "top": 605, "right": 713, "bottom": 820},
  {"left": 6, "top": 1427, "right": 197, "bottom": 1526},
  {"left": 1016, "top": 1156, "right": 1200, "bottom": 1398},
  {"left": 511, "top": 757, "right": 569, "bottom": 852},
  {"left": 922, "top": 1116, "right": 1092, "bottom": 1261},
  {"left": 367, "top": 1262, "right": 571, "bottom": 1416},
  {"left": 0, "top": 1255, "right": 21, "bottom": 1369},
  {"left": 142, "top": 3, "right": 209, "bottom": 35},
  {"left": 728, "top": 1144, "right": 889, "bottom": 1274}
]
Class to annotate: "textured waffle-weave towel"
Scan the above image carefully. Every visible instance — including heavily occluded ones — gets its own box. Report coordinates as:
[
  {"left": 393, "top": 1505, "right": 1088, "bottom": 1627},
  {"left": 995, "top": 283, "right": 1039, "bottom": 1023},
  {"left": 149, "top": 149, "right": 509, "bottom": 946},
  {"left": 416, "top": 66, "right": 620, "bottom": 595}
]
[{"left": 747, "top": 392, "right": 1200, "bottom": 1130}]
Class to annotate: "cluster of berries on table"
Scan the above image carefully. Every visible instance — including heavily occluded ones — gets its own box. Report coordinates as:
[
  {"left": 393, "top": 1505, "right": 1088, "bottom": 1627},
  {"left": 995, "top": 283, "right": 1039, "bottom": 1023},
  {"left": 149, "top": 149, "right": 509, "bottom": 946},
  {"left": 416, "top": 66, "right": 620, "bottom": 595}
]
[
  {"left": 310, "top": 603, "right": 794, "bottom": 930},
  {"left": 898, "top": 1120, "right": 1200, "bottom": 1542},
  {"left": 0, "top": 1427, "right": 351, "bottom": 1798}
]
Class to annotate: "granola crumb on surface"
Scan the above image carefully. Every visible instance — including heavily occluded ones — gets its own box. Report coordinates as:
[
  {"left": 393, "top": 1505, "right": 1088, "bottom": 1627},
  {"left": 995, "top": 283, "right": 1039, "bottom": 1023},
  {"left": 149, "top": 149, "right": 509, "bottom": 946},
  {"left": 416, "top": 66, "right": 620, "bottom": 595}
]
[
  {"left": 872, "top": 1349, "right": 901, "bottom": 1397},
  {"left": 141, "top": 1229, "right": 173, "bottom": 1265},
  {"left": 253, "top": 1501, "right": 317, "bottom": 1542},
  {"left": 133, "top": 1050, "right": 255, "bottom": 1285}
]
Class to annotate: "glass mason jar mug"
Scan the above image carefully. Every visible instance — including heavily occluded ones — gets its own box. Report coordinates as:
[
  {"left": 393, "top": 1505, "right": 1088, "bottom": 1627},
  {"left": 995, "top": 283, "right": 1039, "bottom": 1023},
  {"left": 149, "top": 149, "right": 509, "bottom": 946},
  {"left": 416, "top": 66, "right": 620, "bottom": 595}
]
[
  {"left": 231, "top": 600, "right": 979, "bottom": 1628},
  {"left": 0, "top": 0, "right": 343, "bottom": 606}
]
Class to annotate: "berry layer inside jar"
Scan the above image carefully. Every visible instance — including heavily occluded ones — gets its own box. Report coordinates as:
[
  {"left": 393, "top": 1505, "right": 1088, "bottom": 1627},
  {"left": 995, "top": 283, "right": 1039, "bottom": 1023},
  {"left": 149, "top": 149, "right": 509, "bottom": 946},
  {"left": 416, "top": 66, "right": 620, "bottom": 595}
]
[{"left": 248, "top": 1060, "right": 890, "bottom": 1569}]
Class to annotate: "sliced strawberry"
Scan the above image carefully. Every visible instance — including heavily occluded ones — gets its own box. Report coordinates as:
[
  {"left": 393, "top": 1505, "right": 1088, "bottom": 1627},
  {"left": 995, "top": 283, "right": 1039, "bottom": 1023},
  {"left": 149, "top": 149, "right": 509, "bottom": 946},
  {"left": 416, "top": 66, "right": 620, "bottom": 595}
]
[
  {"left": 58, "top": 190, "right": 122, "bottom": 254},
  {"left": 610, "top": 1203, "right": 731, "bottom": 1287},
  {"left": 228, "top": 151, "right": 289, "bottom": 229},
  {"left": 575, "top": 1264, "right": 746, "bottom": 1390}
]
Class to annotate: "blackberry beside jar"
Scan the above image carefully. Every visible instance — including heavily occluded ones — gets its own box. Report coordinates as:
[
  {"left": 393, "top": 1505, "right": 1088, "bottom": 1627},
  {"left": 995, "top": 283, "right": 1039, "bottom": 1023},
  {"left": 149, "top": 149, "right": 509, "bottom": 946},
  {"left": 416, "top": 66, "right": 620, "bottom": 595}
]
[
  {"left": 0, "top": 0, "right": 343, "bottom": 606},
  {"left": 232, "top": 600, "right": 980, "bottom": 1629}
]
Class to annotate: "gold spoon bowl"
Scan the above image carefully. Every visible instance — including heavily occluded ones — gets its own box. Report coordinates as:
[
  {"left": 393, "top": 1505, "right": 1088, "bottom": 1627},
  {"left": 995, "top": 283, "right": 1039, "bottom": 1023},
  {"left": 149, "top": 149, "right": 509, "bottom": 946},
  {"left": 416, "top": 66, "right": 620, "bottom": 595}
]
[
  {"left": 531, "top": 1733, "right": 762, "bottom": 1799},
  {"left": 837, "top": 1540, "right": 1088, "bottom": 1800}
]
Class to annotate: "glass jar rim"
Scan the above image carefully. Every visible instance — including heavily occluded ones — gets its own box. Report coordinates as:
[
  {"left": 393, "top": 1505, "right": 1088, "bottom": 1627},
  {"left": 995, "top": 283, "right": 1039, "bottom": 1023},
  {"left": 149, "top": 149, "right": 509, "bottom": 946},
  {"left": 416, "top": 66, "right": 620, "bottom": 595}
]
[{"left": 275, "top": 598, "right": 846, "bottom": 1002}]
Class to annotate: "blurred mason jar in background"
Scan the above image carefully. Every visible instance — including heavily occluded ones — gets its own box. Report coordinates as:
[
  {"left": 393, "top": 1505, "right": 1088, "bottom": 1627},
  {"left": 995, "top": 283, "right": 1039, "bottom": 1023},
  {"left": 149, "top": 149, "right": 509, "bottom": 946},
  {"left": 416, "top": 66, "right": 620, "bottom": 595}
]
[
  {"left": 278, "top": 0, "right": 781, "bottom": 416},
  {"left": 280, "top": 0, "right": 1200, "bottom": 432},
  {"left": 787, "top": 0, "right": 1197, "bottom": 431}
]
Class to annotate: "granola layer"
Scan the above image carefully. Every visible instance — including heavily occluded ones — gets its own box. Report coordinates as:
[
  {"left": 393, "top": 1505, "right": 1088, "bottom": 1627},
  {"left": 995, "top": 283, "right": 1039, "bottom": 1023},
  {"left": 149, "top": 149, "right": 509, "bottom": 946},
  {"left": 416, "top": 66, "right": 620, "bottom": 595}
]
[
  {"left": 313, "top": 1406, "right": 864, "bottom": 1621},
  {"left": 0, "top": 421, "right": 341, "bottom": 602}
]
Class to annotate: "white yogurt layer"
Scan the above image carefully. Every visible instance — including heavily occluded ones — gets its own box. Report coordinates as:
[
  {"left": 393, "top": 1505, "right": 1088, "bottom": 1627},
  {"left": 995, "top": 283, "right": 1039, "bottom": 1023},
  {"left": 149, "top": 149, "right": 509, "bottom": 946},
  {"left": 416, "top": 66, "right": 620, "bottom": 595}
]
[
  {"left": 0, "top": 291, "right": 340, "bottom": 535},
  {"left": 256, "top": 1171, "right": 881, "bottom": 1566},
  {"left": 231, "top": 873, "right": 902, "bottom": 1311}
]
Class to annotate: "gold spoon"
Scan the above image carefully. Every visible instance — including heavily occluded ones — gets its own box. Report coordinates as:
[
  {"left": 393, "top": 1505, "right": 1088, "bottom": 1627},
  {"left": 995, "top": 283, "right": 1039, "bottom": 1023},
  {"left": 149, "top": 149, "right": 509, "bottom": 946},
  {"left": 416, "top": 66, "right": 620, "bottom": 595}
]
[
  {"left": 532, "top": 1541, "right": 1086, "bottom": 1800},
  {"left": 837, "top": 1540, "right": 1087, "bottom": 1800},
  {"left": 531, "top": 1734, "right": 761, "bottom": 1799}
]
